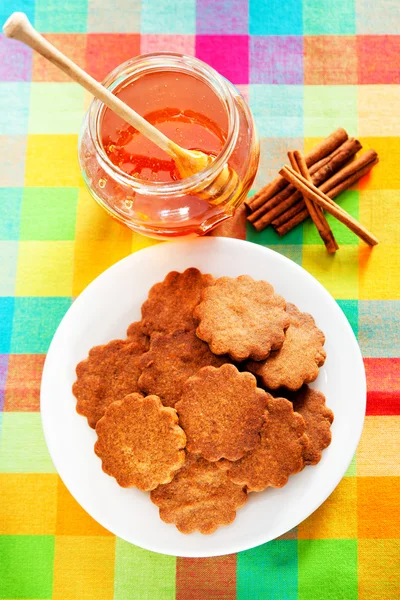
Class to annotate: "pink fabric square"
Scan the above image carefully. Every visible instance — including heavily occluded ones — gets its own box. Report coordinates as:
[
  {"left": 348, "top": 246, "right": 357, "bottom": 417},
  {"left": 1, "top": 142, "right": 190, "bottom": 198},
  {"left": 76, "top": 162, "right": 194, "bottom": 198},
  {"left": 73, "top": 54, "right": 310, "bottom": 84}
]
[
  {"left": 196, "top": 35, "right": 249, "bottom": 84},
  {"left": 0, "top": 36, "right": 32, "bottom": 82}
]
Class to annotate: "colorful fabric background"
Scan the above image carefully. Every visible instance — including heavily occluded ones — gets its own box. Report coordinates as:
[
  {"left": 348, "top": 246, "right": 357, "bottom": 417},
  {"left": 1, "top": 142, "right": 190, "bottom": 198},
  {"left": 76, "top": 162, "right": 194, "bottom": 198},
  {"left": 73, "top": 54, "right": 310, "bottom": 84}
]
[{"left": 0, "top": 0, "right": 399, "bottom": 598}]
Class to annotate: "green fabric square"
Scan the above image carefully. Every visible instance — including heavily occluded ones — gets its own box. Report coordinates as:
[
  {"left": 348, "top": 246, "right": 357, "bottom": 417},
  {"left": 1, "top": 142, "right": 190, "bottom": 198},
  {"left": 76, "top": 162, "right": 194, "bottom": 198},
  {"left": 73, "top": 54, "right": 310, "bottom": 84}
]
[
  {"left": 303, "top": 191, "right": 359, "bottom": 246},
  {"left": 336, "top": 299, "right": 359, "bottom": 339},
  {"left": 11, "top": 297, "right": 71, "bottom": 354},
  {"left": 272, "top": 244, "right": 303, "bottom": 266},
  {"left": 304, "top": 86, "right": 357, "bottom": 138},
  {"left": 298, "top": 539, "right": 358, "bottom": 600},
  {"left": 28, "top": 83, "right": 84, "bottom": 134},
  {"left": 0, "top": 188, "right": 22, "bottom": 240},
  {"left": 0, "top": 535, "right": 54, "bottom": 598},
  {"left": 20, "top": 187, "right": 78, "bottom": 241},
  {"left": 114, "top": 538, "right": 176, "bottom": 599},
  {"left": 0, "top": 413, "right": 56, "bottom": 473},
  {"left": 304, "top": 0, "right": 356, "bottom": 34},
  {"left": 34, "top": 0, "right": 88, "bottom": 32},
  {"left": 246, "top": 221, "right": 304, "bottom": 246},
  {"left": 237, "top": 540, "right": 298, "bottom": 599}
]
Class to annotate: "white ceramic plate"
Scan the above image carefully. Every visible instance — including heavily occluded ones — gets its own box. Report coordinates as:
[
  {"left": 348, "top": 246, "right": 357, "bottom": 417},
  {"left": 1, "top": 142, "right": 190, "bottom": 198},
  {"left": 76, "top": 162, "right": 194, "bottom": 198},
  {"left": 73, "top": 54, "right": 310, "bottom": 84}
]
[{"left": 41, "top": 237, "right": 366, "bottom": 557}]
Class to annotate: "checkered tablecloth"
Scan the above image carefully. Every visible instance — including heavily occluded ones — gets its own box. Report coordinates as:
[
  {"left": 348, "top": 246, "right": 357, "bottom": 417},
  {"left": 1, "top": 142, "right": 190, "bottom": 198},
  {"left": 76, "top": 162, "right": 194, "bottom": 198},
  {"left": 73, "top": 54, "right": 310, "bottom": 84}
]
[{"left": 0, "top": 0, "right": 399, "bottom": 598}]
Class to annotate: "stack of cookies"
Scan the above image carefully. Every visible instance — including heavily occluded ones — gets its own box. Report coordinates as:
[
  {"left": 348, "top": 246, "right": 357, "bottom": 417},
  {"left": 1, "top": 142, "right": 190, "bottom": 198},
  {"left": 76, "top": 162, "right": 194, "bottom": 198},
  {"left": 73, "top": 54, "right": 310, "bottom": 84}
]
[{"left": 73, "top": 268, "right": 334, "bottom": 534}]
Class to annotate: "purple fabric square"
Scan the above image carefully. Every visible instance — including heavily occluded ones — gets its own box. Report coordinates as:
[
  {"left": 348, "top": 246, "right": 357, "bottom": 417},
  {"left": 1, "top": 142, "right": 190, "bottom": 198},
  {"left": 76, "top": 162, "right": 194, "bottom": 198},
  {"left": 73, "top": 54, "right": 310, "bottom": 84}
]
[
  {"left": 196, "top": 0, "right": 248, "bottom": 35},
  {"left": 0, "top": 35, "right": 32, "bottom": 82},
  {"left": 0, "top": 354, "right": 9, "bottom": 411},
  {"left": 250, "top": 36, "right": 303, "bottom": 84},
  {"left": 196, "top": 35, "right": 249, "bottom": 84}
]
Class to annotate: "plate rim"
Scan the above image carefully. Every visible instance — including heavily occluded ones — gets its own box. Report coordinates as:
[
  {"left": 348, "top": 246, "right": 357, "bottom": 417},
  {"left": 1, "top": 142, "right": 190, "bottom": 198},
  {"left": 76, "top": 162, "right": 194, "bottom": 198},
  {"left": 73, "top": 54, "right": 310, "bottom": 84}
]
[{"left": 40, "top": 237, "right": 366, "bottom": 557}]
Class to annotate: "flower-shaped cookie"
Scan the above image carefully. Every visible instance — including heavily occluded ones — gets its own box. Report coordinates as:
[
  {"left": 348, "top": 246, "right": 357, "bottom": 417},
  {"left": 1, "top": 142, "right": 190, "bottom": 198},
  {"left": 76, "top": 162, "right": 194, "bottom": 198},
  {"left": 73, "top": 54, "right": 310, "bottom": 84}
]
[
  {"left": 141, "top": 268, "right": 215, "bottom": 335},
  {"left": 195, "top": 275, "right": 290, "bottom": 361},
  {"left": 176, "top": 364, "right": 268, "bottom": 462},
  {"left": 95, "top": 393, "right": 186, "bottom": 490},
  {"left": 151, "top": 453, "right": 247, "bottom": 534},
  {"left": 248, "top": 303, "right": 326, "bottom": 390},
  {"left": 73, "top": 339, "right": 146, "bottom": 428},
  {"left": 292, "top": 386, "right": 334, "bottom": 465},
  {"left": 126, "top": 320, "right": 150, "bottom": 351}
]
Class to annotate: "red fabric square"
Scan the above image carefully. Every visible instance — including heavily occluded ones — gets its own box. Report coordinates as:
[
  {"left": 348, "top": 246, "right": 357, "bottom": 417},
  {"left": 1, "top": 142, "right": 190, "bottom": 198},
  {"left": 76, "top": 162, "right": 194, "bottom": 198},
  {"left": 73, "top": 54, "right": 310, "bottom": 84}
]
[{"left": 86, "top": 34, "right": 141, "bottom": 82}]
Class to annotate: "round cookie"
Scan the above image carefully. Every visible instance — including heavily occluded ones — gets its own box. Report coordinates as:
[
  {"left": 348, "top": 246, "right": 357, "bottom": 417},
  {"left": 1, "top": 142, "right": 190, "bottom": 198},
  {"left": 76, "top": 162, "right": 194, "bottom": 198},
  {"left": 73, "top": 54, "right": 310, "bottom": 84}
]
[
  {"left": 141, "top": 268, "right": 215, "bottom": 335},
  {"left": 126, "top": 320, "right": 150, "bottom": 352},
  {"left": 247, "top": 303, "right": 326, "bottom": 391},
  {"left": 151, "top": 453, "right": 247, "bottom": 534},
  {"left": 95, "top": 393, "right": 186, "bottom": 490},
  {"left": 138, "top": 329, "right": 230, "bottom": 408},
  {"left": 194, "top": 275, "right": 290, "bottom": 361},
  {"left": 73, "top": 339, "right": 146, "bottom": 428},
  {"left": 292, "top": 386, "right": 334, "bottom": 465},
  {"left": 219, "top": 396, "right": 309, "bottom": 491},
  {"left": 176, "top": 363, "right": 268, "bottom": 462}
]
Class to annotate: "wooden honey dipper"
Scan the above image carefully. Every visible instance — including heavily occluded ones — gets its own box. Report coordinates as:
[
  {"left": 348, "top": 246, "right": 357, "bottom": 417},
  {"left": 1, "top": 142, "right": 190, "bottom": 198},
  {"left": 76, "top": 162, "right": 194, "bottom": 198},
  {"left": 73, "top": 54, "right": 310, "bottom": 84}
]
[{"left": 3, "top": 12, "right": 240, "bottom": 206}]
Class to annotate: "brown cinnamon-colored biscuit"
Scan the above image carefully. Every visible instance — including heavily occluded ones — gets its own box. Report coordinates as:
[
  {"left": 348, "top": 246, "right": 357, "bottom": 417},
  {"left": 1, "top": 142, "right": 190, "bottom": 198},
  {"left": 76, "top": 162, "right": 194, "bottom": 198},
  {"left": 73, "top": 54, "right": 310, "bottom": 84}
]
[
  {"left": 141, "top": 268, "right": 215, "bottom": 335},
  {"left": 195, "top": 275, "right": 290, "bottom": 361},
  {"left": 126, "top": 321, "right": 150, "bottom": 351},
  {"left": 73, "top": 339, "right": 145, "bottom": 428},
  {"left": 95, "top": 393, "right": 186, "bottom": 490},
  {"left": 292, "top": 386, "right": 334, "bottom": 465},
  {"left": 138, "top": 329, "right": 230, "bottom": 408},
  {"left": 219, "top": 396, "right": 309, "bottom": 491},
  {"left": 176, "top": 363, "right": 268, "bottom": 462},
  {"left": 247, "top": 303, "right": 326, "bottom": 391},
  {"left": 151, "top": 453, "right": 247, "bottom": 534}
]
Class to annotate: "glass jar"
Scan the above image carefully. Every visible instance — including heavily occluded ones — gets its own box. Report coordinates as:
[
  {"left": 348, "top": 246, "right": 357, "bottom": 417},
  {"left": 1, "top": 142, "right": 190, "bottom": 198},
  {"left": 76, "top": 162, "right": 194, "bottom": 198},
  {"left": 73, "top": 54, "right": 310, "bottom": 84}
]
[{"left": 79, "top": 53, "right": 259, "bottom": 239}]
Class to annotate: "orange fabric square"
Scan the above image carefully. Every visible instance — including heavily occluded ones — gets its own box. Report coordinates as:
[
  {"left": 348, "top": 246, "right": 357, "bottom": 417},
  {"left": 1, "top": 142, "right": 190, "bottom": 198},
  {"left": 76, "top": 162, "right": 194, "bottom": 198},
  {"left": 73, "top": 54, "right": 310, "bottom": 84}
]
[
  {"left": 304, "top": 36, "right": 357, "bottom": 85},
  {"left": 56, "top": 478, "right": 113, "bottom": 536},
  {"left": 0, "top": 474, "right": 58, "bottom": 534},
  {"left": 359, "top": 539, "right": 400, "bottom": 600},
  {"left": 53, "top": 536, "right": 115, "bottom": 600},
  {"left": 358, "top": 36, "right": 400, "bottom": 84},
  {"left": 4, "top": 354, "right": 45, "bottom": 411},
  {"left": 85, "top": 34, "right": 141, "bottom": 82},
  {"left": 298, "top": 478, "right": 357, "bottom": 539},
  {"left": 358, "top": 477, "right": 400, "bottom": 538},
  {"left": 32, "top": 34, "right": 87, "bottom": 82},
  {"left": 357, "top": 417, "right": 400, "bottom": 477}
]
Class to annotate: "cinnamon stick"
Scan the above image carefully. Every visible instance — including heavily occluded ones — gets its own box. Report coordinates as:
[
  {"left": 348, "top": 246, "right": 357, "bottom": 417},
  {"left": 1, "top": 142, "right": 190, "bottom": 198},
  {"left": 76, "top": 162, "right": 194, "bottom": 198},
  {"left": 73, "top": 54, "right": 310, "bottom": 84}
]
[
  {"left": 292, "top": 150, "right": 339, "bottom": 254},
  {"left": 250, "top": 137, "right": 361, "bottom": 229},
  {"left": 274, "top": 152, "right": 379, "bottom": 235},
  {"left": 275, "top": 209, "right": 310, "bottom": 236},
  {"left": 271, "top": 199, "right": 305, "bottom": 227},
  {"left": 246, "top": 128, "right": 348, "bottom": 212},
  {"left": 280, "top": 165, "right": 378, "bottom": 246}
]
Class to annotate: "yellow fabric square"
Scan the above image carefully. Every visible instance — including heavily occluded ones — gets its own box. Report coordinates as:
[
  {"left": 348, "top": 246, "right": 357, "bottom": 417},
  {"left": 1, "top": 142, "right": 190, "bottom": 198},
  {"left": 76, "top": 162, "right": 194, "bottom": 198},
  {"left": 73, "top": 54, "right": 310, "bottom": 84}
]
[
  {"left": 25, "top": 134, "right": 81, "bottom": 187},
  {"left": 298, "top": 478, "right": 357, "bottom": 539},
  {"left": 53, "top": 536, "right": 115, "bottom": 600},
  {"left": 131, "top": 232, "right": 160, "bottom": 253},
  {"left": 358, "top": 539, "right": 400, "bottom": 600},
  {"left": 359, "top": 189, "right": 400, "bottom": 245},
  {"left": 357, "top": 416, "right": 400, "bottom": 477},
  {"left": 75, "top": 186, "right": 133, "bottom": 242},
  {"left": 359, "top": 243, "right": 400, "bottom": 300},
  {"left": 358, "top": 86, "right": 400, "bottom": 137},
  {"left": 73, "top": 239, "right": 132, "bottom": 296},
  {"left": 56, "top": 478, "right": 112, "bottom": 536},
  {"left": 0, "top": 474, "right": 58, "bottom": 534},
  {"left": 302, "top": 245, "right": 359, "bottom": 299},
  {"left": 359, "top": 137, "right": 400, "bottom": 190},
  {"left": 16, "top": 241, "right": 74, "bottom": 296}
]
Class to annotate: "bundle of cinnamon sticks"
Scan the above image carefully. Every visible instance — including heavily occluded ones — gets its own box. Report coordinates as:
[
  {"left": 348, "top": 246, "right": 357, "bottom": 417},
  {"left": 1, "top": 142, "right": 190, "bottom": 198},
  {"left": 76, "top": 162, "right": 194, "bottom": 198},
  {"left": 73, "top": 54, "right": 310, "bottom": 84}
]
[{"left": 246, "top": 129, "right": 379, "bottom": 251}]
